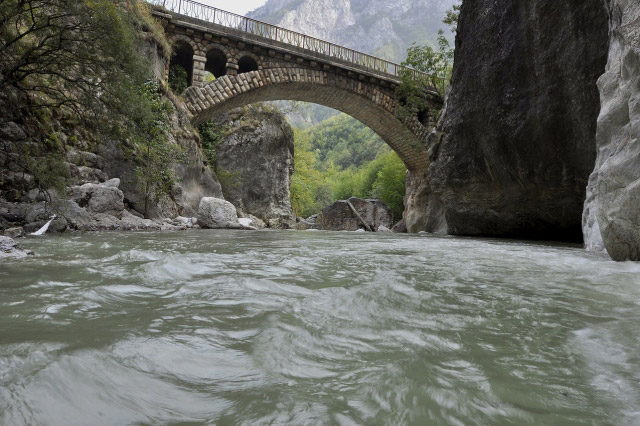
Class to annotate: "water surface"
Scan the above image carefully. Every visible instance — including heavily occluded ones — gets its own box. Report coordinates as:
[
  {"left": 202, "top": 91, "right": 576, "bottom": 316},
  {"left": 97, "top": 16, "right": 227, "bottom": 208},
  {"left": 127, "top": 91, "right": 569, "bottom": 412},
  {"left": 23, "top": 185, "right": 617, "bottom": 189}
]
[{"left": 1, "top": 230, "right": 639, "bottom": 425}]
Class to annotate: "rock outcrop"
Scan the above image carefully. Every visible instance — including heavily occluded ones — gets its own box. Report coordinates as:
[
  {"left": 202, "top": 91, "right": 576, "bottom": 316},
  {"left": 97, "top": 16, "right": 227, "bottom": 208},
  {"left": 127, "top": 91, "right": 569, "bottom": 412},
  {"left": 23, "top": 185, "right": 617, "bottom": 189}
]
[
  {"left": 214, "top": 107, "right": 296, "bottom": 229},
  {"left": 583, "top": 0, "right": 640, "bottom": 261},
  {"left": 0, "top": 236, "right": 32, "bottom": 259},
  {"left": 0, "top": 179, "right": 162, "bottom": 233},
  {"left": 100, "top": 97, "right": 223, "bottom": 219},
  {"left": 406, "top": 0, "right": 610, "bottom": 242},
  {"left": 316, "top": 197, "right": 394, "bottom": 231}
]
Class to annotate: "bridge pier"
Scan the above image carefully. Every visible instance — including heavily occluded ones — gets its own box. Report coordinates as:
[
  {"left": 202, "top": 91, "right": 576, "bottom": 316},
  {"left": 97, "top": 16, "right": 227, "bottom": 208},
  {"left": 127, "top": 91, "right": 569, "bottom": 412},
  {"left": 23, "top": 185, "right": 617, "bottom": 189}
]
[{"left": 192, "top": 55, "right": 207, "bottom": 87}]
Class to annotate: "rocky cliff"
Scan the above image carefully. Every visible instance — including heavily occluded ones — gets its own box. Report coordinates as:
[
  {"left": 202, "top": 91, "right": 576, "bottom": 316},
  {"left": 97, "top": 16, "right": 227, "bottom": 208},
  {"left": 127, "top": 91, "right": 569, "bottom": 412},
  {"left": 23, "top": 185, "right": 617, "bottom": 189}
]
[
  {"left": 583, "top": 0, "right": 640, "bottom": 261},
  {"left": 214, "top": 106, "right": 296, "bottom": 229},
  {"left": 0, "top": 80, "right": 222, "bottom": 233},
  {"left": 407, "top": 0, "right": 610, "bottom": 242},
  {"left": 99, "top": 94, "right": 223, "bottom": 219},
  {"left": 249, "top": 0, "right": 457, "bottom": 62}
]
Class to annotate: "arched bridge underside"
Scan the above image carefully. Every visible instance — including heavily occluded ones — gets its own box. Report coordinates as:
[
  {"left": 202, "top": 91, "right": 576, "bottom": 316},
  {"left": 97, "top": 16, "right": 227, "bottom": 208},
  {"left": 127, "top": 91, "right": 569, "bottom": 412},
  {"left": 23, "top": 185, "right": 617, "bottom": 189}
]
[{"left": 152, "top": 4, "right": 443, "bottom": 171}]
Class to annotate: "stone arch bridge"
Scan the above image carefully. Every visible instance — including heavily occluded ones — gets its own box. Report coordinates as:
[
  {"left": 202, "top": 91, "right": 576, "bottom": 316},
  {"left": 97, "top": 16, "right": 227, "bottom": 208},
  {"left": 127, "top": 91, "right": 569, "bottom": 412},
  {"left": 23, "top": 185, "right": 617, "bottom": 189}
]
[{"left": 150, "top": 0, "right": 443, "bottom": 171}]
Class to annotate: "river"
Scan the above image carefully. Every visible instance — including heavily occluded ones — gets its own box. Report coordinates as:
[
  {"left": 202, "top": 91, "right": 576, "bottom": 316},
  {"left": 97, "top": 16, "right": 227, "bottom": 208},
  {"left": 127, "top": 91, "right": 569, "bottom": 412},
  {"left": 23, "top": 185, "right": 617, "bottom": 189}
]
[{"left": 1, "top": 230, "right": 639, "bottom": 425}]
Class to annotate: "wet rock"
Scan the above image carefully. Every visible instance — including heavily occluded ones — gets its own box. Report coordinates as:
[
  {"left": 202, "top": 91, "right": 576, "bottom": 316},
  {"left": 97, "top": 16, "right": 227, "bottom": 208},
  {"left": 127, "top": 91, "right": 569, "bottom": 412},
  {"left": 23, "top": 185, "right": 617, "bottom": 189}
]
[
  {"left": 215, "top": 106, "right": 295, "bottom": 229},
  {"left": 316, "top": 198, "right": 394, "bottom": 231},
  {"left": 583, "top": 0, "right": 640, "bottom": 261},
  {"left": 120, "top": 210, "right": 161, "bottom": 231},
  {"left": 296, "top": 214, "right": 318, "bottom": 231},
  {"left": 391, "top": 220, "right": 407, "bottom": 234},
  {"left": 59, "top": 200, "right": 95, "bottom": 231},
  {"left": 3, "top": 227, "right": 24, "bottom": 239},
  {"left": 377, "top": 225, "right": 392, "bottom": 233},
  {"left": 0, "top": 236, "right": 33, "bottom": 259},
  {"left": 197, "top": 197, "right": 243, "bottom": 229}
]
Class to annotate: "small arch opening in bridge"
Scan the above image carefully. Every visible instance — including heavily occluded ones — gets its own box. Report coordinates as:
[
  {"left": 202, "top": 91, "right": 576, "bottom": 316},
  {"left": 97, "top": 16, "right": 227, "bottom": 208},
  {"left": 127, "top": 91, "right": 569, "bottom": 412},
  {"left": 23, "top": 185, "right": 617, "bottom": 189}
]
[
  {"left": 169, "top": 41, "right": 194, "bottom": 92},
  {"left": 238, "top": 56, "right": 259, "bottom": 75},
  {"left": 205, "top": 49, "right": 227, "bottom": 80}
]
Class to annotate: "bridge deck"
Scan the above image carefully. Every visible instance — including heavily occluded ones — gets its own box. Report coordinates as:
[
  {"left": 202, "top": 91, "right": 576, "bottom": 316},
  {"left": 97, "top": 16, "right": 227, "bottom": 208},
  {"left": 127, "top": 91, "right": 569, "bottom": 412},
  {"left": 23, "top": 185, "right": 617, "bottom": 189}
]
[{"left": 147, "top": 0, "right": 433, "bottom": 86}]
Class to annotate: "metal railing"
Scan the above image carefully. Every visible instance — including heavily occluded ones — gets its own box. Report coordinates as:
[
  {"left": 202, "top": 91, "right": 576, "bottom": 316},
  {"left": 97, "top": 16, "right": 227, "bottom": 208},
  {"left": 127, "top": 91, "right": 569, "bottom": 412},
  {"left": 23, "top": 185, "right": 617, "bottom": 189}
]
[{"left": 148, "top": 0, "right": 430, "bottom": 81}]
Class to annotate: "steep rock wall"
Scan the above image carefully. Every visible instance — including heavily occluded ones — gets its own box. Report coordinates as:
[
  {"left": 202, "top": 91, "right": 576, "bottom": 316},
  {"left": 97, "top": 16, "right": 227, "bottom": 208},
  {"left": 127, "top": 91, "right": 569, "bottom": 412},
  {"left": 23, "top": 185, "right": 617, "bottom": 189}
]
[
  {"left": 214, "top": 107, "right": 295, "bottom": 229},
  {"left": 409, "top": 0, "right": 610, "bottom": 241},
  {"left": 100, "top": 95, "right": 223, "bottom": 219},
  {"left": 583, "top": 0, "right": 640, "bottom": 260}
]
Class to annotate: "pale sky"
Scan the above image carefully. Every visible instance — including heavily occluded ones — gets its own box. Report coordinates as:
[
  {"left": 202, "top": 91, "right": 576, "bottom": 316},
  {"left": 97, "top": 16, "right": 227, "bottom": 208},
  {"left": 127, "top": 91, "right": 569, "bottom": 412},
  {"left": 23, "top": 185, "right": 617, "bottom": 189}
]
[{"left": 199, "top": 0, "right": 268, "bottom": 16}]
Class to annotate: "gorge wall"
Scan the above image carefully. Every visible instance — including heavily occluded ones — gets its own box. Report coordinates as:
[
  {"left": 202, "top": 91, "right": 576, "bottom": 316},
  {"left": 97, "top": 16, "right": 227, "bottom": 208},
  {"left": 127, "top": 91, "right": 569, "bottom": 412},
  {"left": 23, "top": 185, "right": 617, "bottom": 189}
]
[
  {"left": 214, "top": 106, "right": 296, "bottom": 229},
  {"left": 583, "top": 0, "right": 640, "bottom": 261},
  {"left": 406, "top": 0, "right": 610, "bottom": 242}
]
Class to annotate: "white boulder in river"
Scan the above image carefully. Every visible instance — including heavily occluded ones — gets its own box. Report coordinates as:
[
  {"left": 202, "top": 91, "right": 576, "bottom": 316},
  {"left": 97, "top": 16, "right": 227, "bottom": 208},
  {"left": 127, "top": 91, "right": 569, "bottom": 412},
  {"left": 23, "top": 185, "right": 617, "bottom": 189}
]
[
  {"left": 197, "top": 197, "right": 243, "bottom": 229},
  {"left": 0, "top": 236, "right": 32, "bottom": 259}
]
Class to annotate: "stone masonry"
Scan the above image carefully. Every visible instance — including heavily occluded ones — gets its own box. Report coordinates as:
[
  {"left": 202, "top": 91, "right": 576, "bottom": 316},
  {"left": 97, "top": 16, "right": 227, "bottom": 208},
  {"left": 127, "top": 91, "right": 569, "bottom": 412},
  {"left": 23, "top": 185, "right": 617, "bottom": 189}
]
[{"left": 152, "top": 7, "right": 443, "bottom": 172}]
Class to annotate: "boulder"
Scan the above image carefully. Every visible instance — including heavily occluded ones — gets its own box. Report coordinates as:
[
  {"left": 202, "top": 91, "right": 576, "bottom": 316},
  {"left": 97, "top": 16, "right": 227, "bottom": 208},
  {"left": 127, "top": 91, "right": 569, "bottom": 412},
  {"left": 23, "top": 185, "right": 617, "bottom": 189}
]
[
  {"left": 391, "top": 220, "right": 407, "bottom": 234},
  {"left": 583, "top": 0, "right": 640, "bottom": 260},
  {"left": 214, "top": 106, "right": 296, "bottom": 229},
  {"left": 0, "top": 236, "right": 32, "bottom": 259},
  {"left": 3, "top": 227, "right": 24, "bottom": 239},
  {"left": 296, "top": 214, "right": 318, "bottom": 231},
  {"left": 316, "top": 198, "right": 394, "bottom": 232},
  {"left": 59, "top": 200, "right": 96, "bottom": 231},
  {"left": 197, "top": 197, "right": 242, "bottom": 229},
  {"left": 120, "top": 210, "right": 161, "bottom": 231},
  {"left": 69, "top": 180, "right": 125, "bottom": 218}
]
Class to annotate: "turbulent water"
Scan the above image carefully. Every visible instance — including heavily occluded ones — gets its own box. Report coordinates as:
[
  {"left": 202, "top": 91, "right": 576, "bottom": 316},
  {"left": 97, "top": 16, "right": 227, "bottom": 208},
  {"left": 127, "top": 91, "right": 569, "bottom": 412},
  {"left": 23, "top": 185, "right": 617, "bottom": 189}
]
[{"left": 1, "top": 230, "right": 639, "bottom": 426}]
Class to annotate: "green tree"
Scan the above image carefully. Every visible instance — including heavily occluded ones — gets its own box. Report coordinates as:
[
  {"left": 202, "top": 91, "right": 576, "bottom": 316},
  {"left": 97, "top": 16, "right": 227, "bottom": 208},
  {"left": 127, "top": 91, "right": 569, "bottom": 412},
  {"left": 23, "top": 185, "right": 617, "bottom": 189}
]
[
  {"left": 0, "top": 0, "right": 167, "bottom": 120},
  {"left": 133, "top": 81, "right": 180, "bottom": 218},
  {"left": 443, "top": 3, "right": 461, "bottom": 32},
  {"left": 397, "top": 29, "right": 454, "bottom": 105},
  {"left": 290, "top": 128, "right": 325, "bottom": 217},
  {"left": 169, "top": 64, "right": 189, "bottom": 93},
  {"left": 371, "top": 151, "right": 407, "bottom": 219}
]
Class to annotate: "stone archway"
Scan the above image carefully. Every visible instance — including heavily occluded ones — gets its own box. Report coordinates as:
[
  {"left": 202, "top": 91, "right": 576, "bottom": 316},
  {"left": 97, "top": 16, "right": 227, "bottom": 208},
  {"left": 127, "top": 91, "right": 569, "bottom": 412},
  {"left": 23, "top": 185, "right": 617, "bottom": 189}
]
[{"left": 183, "top": 68, "right": 442, "bottom": 172}]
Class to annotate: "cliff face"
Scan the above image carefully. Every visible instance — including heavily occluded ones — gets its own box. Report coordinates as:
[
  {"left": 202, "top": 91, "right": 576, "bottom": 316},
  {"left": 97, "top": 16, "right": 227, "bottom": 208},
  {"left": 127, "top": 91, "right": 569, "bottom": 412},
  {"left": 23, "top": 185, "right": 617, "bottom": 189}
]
[
  {"left": 583, "top": 0, "right": 640, "bottom": 260},
  {"left": 99, "top": 95, "right": 223, "bottom": 219},
  {"left": 215, "top": 107, "right": 296, "bottom": 229},
  {"left": 409, "top": 0, "right": 610, "bottom": 241},
  {"left": 249, "top": 0, "right": 457, "bottom": 62}
]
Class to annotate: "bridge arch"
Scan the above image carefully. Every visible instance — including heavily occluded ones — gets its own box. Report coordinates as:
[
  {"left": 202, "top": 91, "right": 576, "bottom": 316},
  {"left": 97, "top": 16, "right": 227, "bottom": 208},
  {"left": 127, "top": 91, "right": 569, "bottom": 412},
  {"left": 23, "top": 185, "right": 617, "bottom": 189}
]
[
  {"left": 237, "top": 53, "right": 260, "bottom": 75},
  {"left": 205, "top": 48, "right": 227, "bottom": 79},
  {"left": 184, "top": 68, "right": 441, "bottom": 171},
  {"left": 169, "top": 39, "right": 195, "bottom": 88}
]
